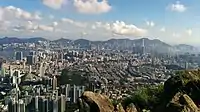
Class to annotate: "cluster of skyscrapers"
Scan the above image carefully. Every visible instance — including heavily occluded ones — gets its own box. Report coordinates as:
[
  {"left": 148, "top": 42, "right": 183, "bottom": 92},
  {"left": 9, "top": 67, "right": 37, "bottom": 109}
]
[
  {"left": 15, "top": 51, "right": 37, "bottom": 65},
  {"left": 5, "top": 76, "right": 85, "bottom": 112},
  {"left": 0, "top": 50, "right": 87, "bottom": 112}
]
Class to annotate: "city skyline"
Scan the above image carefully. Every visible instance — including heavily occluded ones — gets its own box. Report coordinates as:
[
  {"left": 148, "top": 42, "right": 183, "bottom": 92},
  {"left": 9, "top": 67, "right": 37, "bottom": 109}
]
[{"left": 0, "top": 0, "right": 200, "bottom": 45}]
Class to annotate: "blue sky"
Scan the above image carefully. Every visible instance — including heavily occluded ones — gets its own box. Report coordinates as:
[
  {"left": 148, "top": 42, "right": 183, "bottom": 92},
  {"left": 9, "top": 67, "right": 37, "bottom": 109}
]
[{"left": 0, "top": 0, "right": 199, "bottom": 45}]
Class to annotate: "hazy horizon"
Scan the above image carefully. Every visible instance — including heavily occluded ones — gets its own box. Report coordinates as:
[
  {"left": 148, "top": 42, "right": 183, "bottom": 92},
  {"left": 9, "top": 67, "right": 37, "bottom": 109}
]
[{"left": 1, "top": 36, "right": 200, "bottom": 47}]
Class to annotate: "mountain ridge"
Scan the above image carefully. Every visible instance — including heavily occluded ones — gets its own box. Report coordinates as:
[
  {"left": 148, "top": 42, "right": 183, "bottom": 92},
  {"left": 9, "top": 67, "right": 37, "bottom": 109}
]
[{"left": 0, "top": 37, "right": 198, "bottom": 53}]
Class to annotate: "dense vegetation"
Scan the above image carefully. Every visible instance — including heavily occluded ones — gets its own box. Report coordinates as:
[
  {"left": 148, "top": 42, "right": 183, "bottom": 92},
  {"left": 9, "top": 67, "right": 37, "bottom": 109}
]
[{"left": 122, "top": 84, "right": 164, "bottom": 111}]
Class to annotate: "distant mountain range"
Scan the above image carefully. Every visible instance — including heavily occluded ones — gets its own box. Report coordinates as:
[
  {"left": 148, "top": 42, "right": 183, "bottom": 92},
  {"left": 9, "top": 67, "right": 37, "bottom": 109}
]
[
  {"left": 0, "top": 37, "right": 47, "bottom": 44},
  {"left": 53, "top": 38, "right": 72, "bottom": 44},
  {"left": 0, "top": 37, "right": 198, "bottom": 53},
  {"left": 174, "top": 44, "right": 197, "bottom": 52}
]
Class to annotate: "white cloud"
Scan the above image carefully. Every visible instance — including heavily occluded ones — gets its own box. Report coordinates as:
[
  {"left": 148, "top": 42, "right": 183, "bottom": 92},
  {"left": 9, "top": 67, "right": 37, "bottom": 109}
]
[
  {"left": 82, "top": 31, "right": 87, "bottom": 35},
  {"left": 34, "top": 11, "right": 42, "bottom": 20},
  {"left": 38, "top": 25, "right": 54, "bottom": 32},
  {"left": 0, "top": 15, "right": 147, "bottom": 40},
  {"left": 91, "top": 25, "right": 96, "bottom": 29},
  {"left": 61, "top": 18, "right": 87, "bottom": 27},
  {"left": 172, "top": 33, "right": 181, "bottom": 37},
  {"left": 42, "top": 0, "right": 65, "bottom": 9},
  {"left": 0, "top": 6, "right": 42, "bottom": 21},
  {"left": 160, "top": 27, "right": 166, "bottom": 32},
  {"left": 61, "top": 18, "right": 74, "bottom": 23},
  {"left": 92, "top": 21, "right": 147, "bottom": 36},
  {"left": 10, "top": 20, "right": 55, "bottom": 33},
  {"left": 73, "top": 0, "right": 111, "bottom": 14},
  {"left": 0, "top": 6, "right": 182, "bottom": 41},
  {"left": 52, "top": 21, "right": 58, "bottom": 27},
  {"left": 0, "top": 9, "right": 3, "bottom": 21},
  {"left": 12, "top": 21, "right": 37, "bottom": 32},
  {"left": 186, "top": 29, "right": 192, "bottom": 36},
  {"left": 168, "top": 1, "right": 187, "bottom": 12},
  {"left": 106, "top": 21, "right": 147, "bottom": 36},
  {"left": 0, "top": 21, "right": 10, "bottom": 31},
  {"left": 41, "top": 0, "right": 111, "bottom": 14},
  {"left": 146, "top": 21, "right": 155, "bottom": 27}
]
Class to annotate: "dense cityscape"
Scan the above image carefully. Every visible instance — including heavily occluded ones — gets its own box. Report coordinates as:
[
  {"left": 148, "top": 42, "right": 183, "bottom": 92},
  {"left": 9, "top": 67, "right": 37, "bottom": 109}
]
[
  {"left": 0, "top": 37, "right": 200, "bottom": 112},
  {"left": 1, "top": 0, "right": 200, "bottom": 111}
]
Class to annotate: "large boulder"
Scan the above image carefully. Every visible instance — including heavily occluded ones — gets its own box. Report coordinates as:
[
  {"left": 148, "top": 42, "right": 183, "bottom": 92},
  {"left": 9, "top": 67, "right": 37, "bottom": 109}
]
[
  {"left": 78, "top": 91, "right": 139, "bottom": 112},
  {"left": 181, "top": 94, "right": 200, "bottom": 112},
  {"left": 166, "top": 92, "right": 200, "bottom": 112},
  {"left": 78, "top": 91, "right": 114, "bottom": 112},
  {"left": 126, "top": 103, "right": 138, "bottom": 112}
]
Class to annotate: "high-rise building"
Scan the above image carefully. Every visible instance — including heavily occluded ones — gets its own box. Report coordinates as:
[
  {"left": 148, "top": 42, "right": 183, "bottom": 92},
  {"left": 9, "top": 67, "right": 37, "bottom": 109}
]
[
  {"left": 39, "top": 62, "right": 45, "bottom": 77},
  {"left": 0, "top": 62, "right": 5, "bottom": 77},
  {"left": 11, "top": 75, "right": 17, "bottom": 85},
  {"left": 58, "top": 94, "right": 66, "bottom": 112},
  {"left": 185, "top": 62, "right": 188, "bottom": 70},
  {"left": 38, "top": 98, "right": 49, "bottom": 112},
  {"left": 1, "top": 67, "right": 5, "bottom": 77},
  {"left": 141, "top": 38, "right": 145, "bottom": 55},
  {"left": 65, "top": 84, "right": 70, "bottom": 98},
  {"left": 53, "top": 99, "right": 58, "bottom": 112},
  {"left": 43, "top": 99, "right": 49, "bottom": 112},
  {"left": 52, "top": 76, "right": 57, "bottom": 90},
  {"left": 35, "top": 96, "right": 39, "bottom": 112},
  {"left": 58, "top": 52, "right": 64, "bottom": 63},
  {"left": 18, "top": 100, "right": 26, "bottom": 112},
  {"left": 132, "top": 44, "right": 136, "bottom": 54},
  {"left": 52, "top": 90, "right": 59, "bottom": 112},
  {"left": 29, "top": 51, "right": 36, "bottom": 56},
  {"left": 72, "top": 85, "right": 77, "bottom": 103},
  {"left": 15, "top": 52, "right": 23, "bottom": 61},
  {"left": 26, "top": 55, "right": 35, "bottom": 65},
  {"left": 29, "top": 65, "right": 32, "bottom": 74},
  {"left": 8, "top": 100, "right": 17, "bottom": 112},
  {"left": 77, "top": 86, "right": 82, "bottom": 98},
  {"left": 23, "top": 60, "right": 26, "bottom": 69},
  {"left": 9, "top": 66, "right": 13, "bottom": 77},
  {"left": 60, "top": 85, "right": 65, "bottom": 95}
]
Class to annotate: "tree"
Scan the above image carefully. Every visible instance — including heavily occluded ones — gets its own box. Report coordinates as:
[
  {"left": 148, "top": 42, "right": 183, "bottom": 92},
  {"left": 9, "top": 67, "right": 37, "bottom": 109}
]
[{"left": 122, "top": 84, "right": 164, "bottom": 111}]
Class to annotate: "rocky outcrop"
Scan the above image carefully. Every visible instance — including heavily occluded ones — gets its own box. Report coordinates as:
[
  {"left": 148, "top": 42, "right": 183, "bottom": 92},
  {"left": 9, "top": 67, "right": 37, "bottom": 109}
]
[
  {"left": 166, "top": 92, "right": 200, "bottom": 112},
  {"left": 181, "top": 94, "right": 200, "bottom": 112},
  {"left": 78, "top": 91, "right": 138, "bottom": 112},
  {"left": 126, "top": 103, "right": 138, "bottom": 112},
  {"left": 163, "top": 70, "right": 200, "bottom": 112},
  {"left": 78, "top": 91, "right": 114, "bottom": 112},
  {"left": 164, "top": 70, "right": 200, "bottom": 101},
  {"left": 116, "top": 103, "right": 125, "bottom": 112}
]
